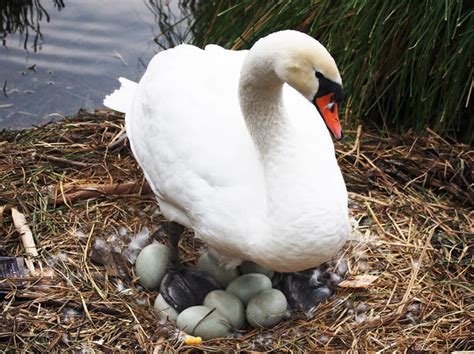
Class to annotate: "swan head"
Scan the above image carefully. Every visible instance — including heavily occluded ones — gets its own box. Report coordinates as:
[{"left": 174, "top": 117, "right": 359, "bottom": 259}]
[{"left": 256, "top": 30, "right": 344, "bottom": 140}]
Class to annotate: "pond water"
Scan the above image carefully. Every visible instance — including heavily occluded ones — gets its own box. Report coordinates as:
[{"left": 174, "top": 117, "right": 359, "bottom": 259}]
[{"left": 0, "top": 0, "right": 190, "bottom": 129}]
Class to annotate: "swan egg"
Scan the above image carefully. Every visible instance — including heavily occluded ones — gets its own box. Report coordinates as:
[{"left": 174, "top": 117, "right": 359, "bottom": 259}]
[
  {"left": 197, "top": 251, "right": 240, "bottom": 287},
  {"left": 176, "top": 305, "right": 232, "bottom": 340},
  {"left": 154, "top": 293, "right": 179, "bottom": 322},
  {"left": 239, "top": 260, "right": 274, "bottom": 279},
  {"left": 135, "top": 243, "right": 169, "bottom": 290},
  {"left": 246, "top": 289, "right": 287, "bottom": 328},
  {"left": 203, "top": 290, "right": 245, "bottom": 329},
  {"left": 226, "top": 273, "right": 272, "bottom": 305}
]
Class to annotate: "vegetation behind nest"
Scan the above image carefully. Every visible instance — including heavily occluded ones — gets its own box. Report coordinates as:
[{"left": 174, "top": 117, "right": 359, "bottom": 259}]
[{"left": 182, "top": 0, "right": 473, "bottom": 143}]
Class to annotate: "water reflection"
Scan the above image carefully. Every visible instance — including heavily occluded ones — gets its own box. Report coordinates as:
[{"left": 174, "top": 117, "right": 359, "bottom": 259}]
[
  {"left": 0, "top": 0, "right": 190, "bottom": 129},
  {"left": 0, "top": 0, "right": 65, "bottom": 52},
  {"left": 146, "top": 0, "right": 192, "bottom": 49}
]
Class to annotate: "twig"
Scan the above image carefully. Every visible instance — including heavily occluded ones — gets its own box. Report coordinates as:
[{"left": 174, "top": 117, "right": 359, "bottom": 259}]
[
  {"left": 338, "top": 124, "right": 362, "bottom": 162},
  {"left": 0, "top": 205, "right": 5, "bottom": 222},
  {"left": 107, "top": 129, "right": 127, "bottom": 150},
  {"left": 84, "top": 224, "right": 107, "bottom": 301},
  {"left": 34, "top": 152, "right": 92, "bottom": 168},
  {"left": 395, "top": 225, "right": 437, "bottom": 315}
]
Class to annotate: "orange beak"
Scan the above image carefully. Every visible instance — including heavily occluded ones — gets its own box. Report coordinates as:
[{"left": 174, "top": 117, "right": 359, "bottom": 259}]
[{"left": 314, "top": 93, "right": 343, "bottom": 140}]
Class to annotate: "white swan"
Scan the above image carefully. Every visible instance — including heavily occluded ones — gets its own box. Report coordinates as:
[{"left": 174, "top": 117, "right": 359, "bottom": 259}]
[{"left": 104, "top": 30, "right": 349, "bottom": 274}]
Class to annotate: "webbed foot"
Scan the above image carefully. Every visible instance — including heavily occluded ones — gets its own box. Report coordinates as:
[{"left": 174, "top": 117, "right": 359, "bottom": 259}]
[
  {"left": 160, "top": 268, "right": 221, "bottom": 312},
  {"left": 157, "top": 221, "right": 222, "bottom": 312}
]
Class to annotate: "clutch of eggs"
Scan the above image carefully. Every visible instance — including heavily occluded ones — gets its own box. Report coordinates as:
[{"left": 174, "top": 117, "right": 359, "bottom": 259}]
[{"left": 136, "top": 246, "right": 288, "bottom": 339}]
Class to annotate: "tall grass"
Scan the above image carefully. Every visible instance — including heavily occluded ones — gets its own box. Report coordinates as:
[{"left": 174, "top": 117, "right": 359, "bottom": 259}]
[{"left": 183, "top": 0, "right": 473, "bottom": 143}]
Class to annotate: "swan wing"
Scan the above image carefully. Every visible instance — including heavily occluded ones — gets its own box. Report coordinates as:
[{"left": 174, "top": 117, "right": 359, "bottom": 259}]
[{"left": 126, "top": 44, "right": 266, "bottom": 251}]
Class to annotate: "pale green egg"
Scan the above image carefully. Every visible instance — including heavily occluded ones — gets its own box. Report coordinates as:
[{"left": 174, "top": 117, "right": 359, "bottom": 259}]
[
  {"left": 240, "top": 260, "right": 274, "bottom": 279},
  {"left": 204, "top": 290, "right": 245, "bottom": 329},
  {"left": 226, "top": 273, "right": 272, "bottom": 305},
  {"left": 154, "top": 293, "right": 179, "bottom": 322},
  {"left": 135, "top": 243, "right": 169, "bottom": 290},
  {"left": 246, "top": 289, "right": 287, "bottom": 328},
  {"left": 176, "top": 305, "right": 232, "bottom": 340},
  {"left": 197, "top": 251, "right": 239, "bottom": 287}
]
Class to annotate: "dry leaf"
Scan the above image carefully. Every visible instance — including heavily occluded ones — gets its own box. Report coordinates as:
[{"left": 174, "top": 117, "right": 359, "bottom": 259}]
[
  {"left": 50, "top": 181, "right": 152, "bottom": 206},
  {"left": 338, "top": 274, "right": 379, "bottom": 288}
]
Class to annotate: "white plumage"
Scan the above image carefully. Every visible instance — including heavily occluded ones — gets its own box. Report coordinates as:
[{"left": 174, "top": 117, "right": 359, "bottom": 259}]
[{"left": 104, "top": 30, "right": 349, "bottom": 272}]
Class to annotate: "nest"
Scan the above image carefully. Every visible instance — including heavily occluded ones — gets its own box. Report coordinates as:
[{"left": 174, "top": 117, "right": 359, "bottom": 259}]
[{"left": 0, "top": 110, "right": 472, "bottom": 351}]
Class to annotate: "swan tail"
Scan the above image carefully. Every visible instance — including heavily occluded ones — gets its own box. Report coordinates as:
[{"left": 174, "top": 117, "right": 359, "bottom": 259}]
[{"left": 103, "top": 77, "right": 138, "bottom": 113}]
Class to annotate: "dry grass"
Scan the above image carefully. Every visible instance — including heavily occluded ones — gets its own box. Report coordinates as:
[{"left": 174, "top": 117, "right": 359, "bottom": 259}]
[{"left": 0, "top": 110, "right": 472, "bottom": 351}]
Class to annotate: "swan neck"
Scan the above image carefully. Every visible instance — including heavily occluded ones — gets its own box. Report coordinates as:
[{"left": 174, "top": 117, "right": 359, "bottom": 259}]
[{"left": 239, "top": 57, "right": 287, "bottom": 157}]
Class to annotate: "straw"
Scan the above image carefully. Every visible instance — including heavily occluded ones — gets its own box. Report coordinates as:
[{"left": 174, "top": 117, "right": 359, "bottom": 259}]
[{"left": 0, "top": 110, "right": 472, "bottom": 351}]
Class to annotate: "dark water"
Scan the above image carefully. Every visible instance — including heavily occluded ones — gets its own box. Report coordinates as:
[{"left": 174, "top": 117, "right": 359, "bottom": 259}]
[{"left": 0, "top": 0, "right": 190, "bottom": 129}]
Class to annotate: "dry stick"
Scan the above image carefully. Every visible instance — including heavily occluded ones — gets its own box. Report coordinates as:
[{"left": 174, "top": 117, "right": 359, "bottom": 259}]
[
  {"left": 34, "top": 152, "right": 92, "bottom": 168},
  {"left": 395, "top": 224, "right": 437, "bottom": 315},
  {"left": 58, "top": 177, "right": 72, "bottom": 209},
  {"left": 11, "top": 208, "right": 38, "bottom": 276},
  {"left": 426, "top": 127, "right": 451, "bottom": 146},
  {"left": 11, "top": 207, "right": 38, "bottom": 257},
  {"left": 348, "top": 192, "right": 391, "bottom": 206},
  {"left": 338, "top": 124, "right": 362, "bottom": 161},
  {"left": 107, "top": 129, "right": 127, "bottom": 150},
  {"left": 0, "top": 205, "right": 5, "bottom": 222},
  {"left": 359, "top": 151, "right": 395, "bottom": 187},
  {"left": 124, "top": 302, "right": 150, "bottom": 340},
  {"left": 80, "top": 294, "right": 94, "bottom": 323},
  {"left": 365, "top": 202, "right": 385, "bottom": 236},
  {"left": 83, "top": 224, "right": 107, "bottom": 301},
  {"left": 386, "top": 212, "right": 406, "bottom": 240}
]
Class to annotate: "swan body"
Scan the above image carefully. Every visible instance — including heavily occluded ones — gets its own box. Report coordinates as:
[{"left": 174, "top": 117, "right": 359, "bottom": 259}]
[{"left": 104, "top": 30, "right": 349, "bottom": 272}]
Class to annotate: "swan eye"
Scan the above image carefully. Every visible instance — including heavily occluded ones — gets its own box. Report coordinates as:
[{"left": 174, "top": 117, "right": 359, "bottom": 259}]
[
  {"left": 326, "top": 94, "right": 335, "bottom": 112},
  {"left": 327, "top": 102, "right": 335, "bottom": 113}
]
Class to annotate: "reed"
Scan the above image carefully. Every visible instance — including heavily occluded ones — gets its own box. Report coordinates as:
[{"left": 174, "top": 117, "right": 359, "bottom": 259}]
[
  {"left": 183, "top": 0, "right": 473, "bottom": 143},
  {"left": 0, "top": 0, "right": 65, "bottom": 51}
]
